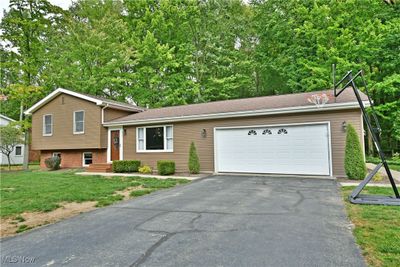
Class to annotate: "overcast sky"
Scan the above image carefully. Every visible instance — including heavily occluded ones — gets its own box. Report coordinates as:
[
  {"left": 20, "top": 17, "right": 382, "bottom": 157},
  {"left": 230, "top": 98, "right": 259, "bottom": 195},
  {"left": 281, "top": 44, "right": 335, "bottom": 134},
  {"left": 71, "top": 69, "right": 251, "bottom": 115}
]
[{"left": 0, "top": 0, "right": 73, "bottom": 20}]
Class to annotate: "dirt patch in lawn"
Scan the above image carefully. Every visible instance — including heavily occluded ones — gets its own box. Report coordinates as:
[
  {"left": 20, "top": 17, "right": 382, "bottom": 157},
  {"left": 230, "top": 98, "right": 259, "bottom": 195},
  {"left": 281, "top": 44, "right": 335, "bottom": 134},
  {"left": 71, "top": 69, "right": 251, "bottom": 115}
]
[
  {"left": 1, "top": 201, "right": 97, "bottom": 238},
  {"left": 114, "top": 186, "right": 142, "bottom": 200}
]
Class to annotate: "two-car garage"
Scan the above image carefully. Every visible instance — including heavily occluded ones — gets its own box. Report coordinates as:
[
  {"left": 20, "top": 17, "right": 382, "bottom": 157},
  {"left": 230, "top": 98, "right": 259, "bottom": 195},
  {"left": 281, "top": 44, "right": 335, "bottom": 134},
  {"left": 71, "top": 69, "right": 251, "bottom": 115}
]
[{"left": 214, "top": 122, "right": 332, "bottom": 176}]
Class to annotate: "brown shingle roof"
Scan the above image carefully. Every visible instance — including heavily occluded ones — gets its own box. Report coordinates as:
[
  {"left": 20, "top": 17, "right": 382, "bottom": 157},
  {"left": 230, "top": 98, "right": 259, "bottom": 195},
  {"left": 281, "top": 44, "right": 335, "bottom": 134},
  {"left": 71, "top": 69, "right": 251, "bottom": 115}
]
[{"left": 108, "top": 89, "right": 367, "bottom": 124}]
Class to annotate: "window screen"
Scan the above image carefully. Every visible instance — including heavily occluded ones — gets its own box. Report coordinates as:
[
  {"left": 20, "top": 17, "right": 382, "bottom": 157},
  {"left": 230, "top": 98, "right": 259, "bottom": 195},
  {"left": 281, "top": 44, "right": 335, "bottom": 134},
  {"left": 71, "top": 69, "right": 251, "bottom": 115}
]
[
  {"left": 74, "top": 111, "right": 84, "bottom": 133},
  {"left": 43, "top": 115, "right": 53, "bottom": 135},
  {"left": 146, "top": 127, "right": 164, "bottom": 150}
]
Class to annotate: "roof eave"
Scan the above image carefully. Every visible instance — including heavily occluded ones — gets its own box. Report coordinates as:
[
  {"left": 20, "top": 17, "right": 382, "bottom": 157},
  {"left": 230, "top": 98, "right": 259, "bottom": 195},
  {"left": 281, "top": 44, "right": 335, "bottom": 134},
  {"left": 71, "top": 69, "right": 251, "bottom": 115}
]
[{"left": 103, "top": 101, "right": 369, "bottom": 127}]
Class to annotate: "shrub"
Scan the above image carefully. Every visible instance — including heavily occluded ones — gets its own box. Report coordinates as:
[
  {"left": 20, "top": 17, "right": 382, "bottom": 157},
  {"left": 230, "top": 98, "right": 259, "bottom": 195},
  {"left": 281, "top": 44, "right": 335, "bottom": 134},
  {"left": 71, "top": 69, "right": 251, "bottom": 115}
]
[
  {"left": 157, "top": 160, "right": 175, "bottom": 175},
  {"left": 44, "top": 156, "right": 61, "bottom": 170},
  {"left": 112, "top": 160, "right": 140, "bottom": 173},
  {"left": 139, "top": 165, "right": 152, "bottom": 174},
  {"left": 188, "top": 142, "right": 200, "bottom": 174},
  {"left": 345, "top": 124, "right": 367, "bottom": 180}
]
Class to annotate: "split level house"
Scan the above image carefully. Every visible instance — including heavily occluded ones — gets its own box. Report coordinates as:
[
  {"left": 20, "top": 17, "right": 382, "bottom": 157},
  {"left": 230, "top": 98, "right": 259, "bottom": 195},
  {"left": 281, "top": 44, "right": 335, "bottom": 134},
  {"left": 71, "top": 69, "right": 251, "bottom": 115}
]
[{"left": 25, "top": 88, "right": 368, "bottom": 177}]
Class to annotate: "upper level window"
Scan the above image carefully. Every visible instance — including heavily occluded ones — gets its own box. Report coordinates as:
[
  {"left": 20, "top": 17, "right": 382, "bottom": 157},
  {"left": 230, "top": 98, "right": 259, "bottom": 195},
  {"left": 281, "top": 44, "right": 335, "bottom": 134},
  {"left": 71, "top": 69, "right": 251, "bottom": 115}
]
[
  {"left": 73, "top": 110, "right": 85, "bottom": 134},
  {"left": 137, "top": 126, "right": 173, "bottom": 152},
  {"left": 43, "top": 114, "right": 53, "bottom": 136}
]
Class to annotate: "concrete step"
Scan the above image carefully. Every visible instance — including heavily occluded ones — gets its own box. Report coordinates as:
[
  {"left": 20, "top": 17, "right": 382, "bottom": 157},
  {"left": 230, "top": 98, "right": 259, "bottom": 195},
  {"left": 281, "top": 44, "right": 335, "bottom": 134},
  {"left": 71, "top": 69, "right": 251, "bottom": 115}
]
[{"left": 86, "top": 163, "right": 112, "bottom": 173}]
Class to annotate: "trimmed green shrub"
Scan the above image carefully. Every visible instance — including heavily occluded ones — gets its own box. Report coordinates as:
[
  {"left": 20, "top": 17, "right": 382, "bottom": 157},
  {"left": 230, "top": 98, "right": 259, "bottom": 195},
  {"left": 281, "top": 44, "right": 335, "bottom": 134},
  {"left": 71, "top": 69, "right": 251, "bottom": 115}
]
[
  {"left": 345, "top": 124, "right": 367, "bottom": 180},
  {"left": 188, "top": 142, "right": 200, "bottom": 174},
  {"left": 157, "top": 160, "right": 176, "bottom": 175},
  {"left": 112, "top": 160, "right": 141, "bottom": 173},
  {"left": 44, "top": 156, "right": 61, "bottom": 170},
  {"left": 139, "top": 165, "right": 152, "bottom": 174}
]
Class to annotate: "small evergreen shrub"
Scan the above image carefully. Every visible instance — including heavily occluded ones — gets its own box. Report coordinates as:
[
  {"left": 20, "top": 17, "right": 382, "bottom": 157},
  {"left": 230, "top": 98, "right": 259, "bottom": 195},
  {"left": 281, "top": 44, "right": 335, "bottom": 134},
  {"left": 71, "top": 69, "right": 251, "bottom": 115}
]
[
  {"left": 188, "top": 142, "right": 200, "bottom": 174},
  {"left": 44, "top": 156, "right": 61, "bottom": 170},
  {"left": 112, "top": 160, "right": 141, "bottom": 173},
  {"left": 139, "top": 165, "right": 152, "bottom": 174},
  {"left": 345, "top": 124, "right": 367, "bottom": 180},
  {"left": 157, "top": 160, "right": 175, "bottom": 175}
]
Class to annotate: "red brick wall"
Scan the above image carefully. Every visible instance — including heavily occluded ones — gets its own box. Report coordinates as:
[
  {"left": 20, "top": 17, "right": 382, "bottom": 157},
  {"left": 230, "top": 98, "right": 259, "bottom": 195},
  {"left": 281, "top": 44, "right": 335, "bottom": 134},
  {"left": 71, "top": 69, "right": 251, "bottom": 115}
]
[{"left": 40, "top": 149, "right": 107, "bottom": 168}]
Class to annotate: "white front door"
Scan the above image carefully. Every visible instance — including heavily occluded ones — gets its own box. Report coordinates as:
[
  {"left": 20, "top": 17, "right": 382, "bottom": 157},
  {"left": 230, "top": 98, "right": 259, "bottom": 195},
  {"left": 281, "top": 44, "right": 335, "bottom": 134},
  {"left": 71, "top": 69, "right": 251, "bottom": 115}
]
[{"left": 215, "top": 123, "right": 331, "bottom": 176}]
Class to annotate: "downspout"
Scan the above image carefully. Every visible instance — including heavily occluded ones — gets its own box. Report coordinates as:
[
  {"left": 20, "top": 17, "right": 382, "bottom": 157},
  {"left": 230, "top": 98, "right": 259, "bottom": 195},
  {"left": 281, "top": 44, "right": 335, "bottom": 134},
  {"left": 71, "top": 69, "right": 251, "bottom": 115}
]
[{"left": 101, "top": 104, "right": 109, "bottom": 124}]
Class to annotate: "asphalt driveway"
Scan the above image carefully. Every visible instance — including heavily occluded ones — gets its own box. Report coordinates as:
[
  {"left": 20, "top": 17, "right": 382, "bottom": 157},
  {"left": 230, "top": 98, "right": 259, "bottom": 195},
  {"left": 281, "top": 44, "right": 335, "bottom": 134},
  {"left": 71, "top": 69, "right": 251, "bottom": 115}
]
[{"left": 1, "top": 175, "right": 364, "bottom": 267}]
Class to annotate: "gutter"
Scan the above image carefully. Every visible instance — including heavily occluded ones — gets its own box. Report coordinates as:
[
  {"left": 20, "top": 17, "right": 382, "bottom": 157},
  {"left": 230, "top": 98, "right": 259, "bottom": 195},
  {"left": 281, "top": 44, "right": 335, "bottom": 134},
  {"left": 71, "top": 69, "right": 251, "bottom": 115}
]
[{"left": 103, "top": 101, "right": 370, "bottom": 127}]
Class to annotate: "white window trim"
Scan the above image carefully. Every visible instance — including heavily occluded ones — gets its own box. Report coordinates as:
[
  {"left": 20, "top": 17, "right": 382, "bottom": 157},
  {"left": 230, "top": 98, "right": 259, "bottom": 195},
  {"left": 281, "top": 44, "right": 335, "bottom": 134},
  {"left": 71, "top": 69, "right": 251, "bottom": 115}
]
[
  {"left": 73, "top": 110, "right": 85, "bottom": 134},
  {"left": 107, "top": 127, "right": 124, "bottom": 163},
  {"left": 43, "top": 114, "right": 53, "bottom": 136},
  {"left": 82, "top": 152, "right": 93, "bottom": 167},
  {"left": 136, "top": 125, "right": 173, "bottom": 153},
  {"left": 15, "top": 146, "right": 23, "bottom": 157}
]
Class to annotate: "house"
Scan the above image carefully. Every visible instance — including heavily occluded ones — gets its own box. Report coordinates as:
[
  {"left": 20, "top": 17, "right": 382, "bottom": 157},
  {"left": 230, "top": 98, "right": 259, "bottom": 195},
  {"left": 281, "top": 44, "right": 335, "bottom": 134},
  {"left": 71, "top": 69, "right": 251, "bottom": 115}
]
[
  {"left": 25, "top": 88, "right": 368, "bottom": 177},
  {"left": 0, "top": 114, "right": 24, "bottom": 165}
]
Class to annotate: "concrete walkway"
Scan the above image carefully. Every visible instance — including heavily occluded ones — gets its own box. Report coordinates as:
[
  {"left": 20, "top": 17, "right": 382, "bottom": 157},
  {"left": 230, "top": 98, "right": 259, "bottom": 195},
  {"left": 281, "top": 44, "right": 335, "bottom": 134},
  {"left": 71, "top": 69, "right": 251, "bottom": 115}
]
[{"left": 76, "top": 172, "right": 204, "bottom": 181}]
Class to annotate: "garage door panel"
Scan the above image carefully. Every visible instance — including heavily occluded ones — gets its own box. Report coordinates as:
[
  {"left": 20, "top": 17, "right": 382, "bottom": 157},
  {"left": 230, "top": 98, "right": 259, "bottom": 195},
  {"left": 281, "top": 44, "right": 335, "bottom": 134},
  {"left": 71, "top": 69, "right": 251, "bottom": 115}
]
[{"left": 215, "top": 124, "right": 331, "bottom": 176}]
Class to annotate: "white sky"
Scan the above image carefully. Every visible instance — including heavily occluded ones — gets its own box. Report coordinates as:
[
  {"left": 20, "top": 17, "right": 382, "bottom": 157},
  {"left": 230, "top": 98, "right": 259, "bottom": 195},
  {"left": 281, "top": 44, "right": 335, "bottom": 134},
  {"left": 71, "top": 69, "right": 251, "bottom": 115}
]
[{"left": 0, "top": 0, "right": 73, "bottom": 20}]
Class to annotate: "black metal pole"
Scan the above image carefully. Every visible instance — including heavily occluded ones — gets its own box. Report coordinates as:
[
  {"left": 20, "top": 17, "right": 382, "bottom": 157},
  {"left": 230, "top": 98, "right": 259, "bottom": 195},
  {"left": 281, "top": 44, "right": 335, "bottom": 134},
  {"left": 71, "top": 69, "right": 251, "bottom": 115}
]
[{"left": 349, "top": 74, "right": 399, "bottom": 198}]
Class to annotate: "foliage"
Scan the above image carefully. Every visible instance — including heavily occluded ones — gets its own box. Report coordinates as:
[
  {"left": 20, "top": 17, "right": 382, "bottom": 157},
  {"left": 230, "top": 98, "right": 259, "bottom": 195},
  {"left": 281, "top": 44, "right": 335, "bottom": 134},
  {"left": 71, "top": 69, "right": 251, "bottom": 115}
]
[
  {"left": 342, "top": 186, "right": 400, "bottom": 267},
  {"left": 112, "top": 160, "right": 141, "bottom": 173},
  {"left": 188, "top": 142, "right": 200, "bottom": 174},
  {"left": 0, "top": 124, "right": 23, "bottom": 170},
  {"left": 366, "top": 156, "right": 400, "bottom": 172},
  {"left": 157, "top": 160, "right": 176, "bottom": 175},
  {"left": 345, "top": 124, "right": 367, "bottom": 180},
  {"left": 138, "top": 165, "right": 152, "bottom": 174},
  {"left": 44, "top": 156, "right": 61, "bottom": 170}
]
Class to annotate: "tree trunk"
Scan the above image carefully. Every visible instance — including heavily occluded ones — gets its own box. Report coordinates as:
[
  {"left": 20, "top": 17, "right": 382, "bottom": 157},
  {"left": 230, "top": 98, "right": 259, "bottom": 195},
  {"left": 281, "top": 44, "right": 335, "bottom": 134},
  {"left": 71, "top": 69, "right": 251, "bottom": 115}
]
[
  {"left": 7, "top": 153, "right": 11, "bottom": 171},
  {"left": 23, "top": 131, "right": 29, "bottom": 170}
]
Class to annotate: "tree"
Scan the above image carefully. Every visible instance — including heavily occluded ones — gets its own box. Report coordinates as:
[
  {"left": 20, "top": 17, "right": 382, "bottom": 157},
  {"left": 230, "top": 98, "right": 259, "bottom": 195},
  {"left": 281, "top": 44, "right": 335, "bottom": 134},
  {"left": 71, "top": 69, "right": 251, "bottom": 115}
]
[
  {"left": 0, "top": 124, "right": 24, "bottom": 170},
  {"left": 188, "top": 142, "right": 200, "bottom": 174},
  {"left": 345, "top": 124, "right": 367, "bottom": 180}
]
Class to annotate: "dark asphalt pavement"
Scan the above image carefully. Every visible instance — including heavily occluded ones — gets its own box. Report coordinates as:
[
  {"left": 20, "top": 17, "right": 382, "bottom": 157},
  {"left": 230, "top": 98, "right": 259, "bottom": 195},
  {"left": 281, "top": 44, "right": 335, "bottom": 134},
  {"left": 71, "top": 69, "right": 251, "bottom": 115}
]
[{"left": 1, "top": 175, "right": 365, "bottom": 267}]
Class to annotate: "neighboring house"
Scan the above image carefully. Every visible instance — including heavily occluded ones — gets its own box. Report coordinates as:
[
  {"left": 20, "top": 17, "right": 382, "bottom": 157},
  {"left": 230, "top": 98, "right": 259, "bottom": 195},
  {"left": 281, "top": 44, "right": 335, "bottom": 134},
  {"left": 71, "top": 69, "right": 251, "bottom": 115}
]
[
  {"left": 0, "top": 114, "right": 24, "bottom": 165},
  {"left": 25, "top": 88, "right": 368, "bottom": 177}
]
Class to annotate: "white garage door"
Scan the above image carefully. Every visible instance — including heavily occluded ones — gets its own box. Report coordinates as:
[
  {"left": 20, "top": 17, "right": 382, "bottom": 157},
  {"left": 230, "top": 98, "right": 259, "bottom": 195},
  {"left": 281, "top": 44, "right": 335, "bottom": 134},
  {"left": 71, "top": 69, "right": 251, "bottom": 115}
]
[{"left": 215, "top": 123, "right": 331, "bottom": 176}]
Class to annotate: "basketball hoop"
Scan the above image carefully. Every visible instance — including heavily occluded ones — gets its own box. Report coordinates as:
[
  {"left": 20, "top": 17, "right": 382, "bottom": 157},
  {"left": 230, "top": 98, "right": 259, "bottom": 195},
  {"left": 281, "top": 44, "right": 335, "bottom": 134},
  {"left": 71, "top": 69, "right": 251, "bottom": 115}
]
[{"left": 307, "top": 93, "right": 331, "bottom": 108}]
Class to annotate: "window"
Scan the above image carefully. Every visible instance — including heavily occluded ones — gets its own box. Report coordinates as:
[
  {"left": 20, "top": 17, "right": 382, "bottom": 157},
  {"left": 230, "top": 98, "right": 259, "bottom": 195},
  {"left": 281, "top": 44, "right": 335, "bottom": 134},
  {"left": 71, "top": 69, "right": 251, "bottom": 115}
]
[
  {"left": 43, "top": 114, "right": 53, "bottom": 136},
  {"left": 73, "top": 111, "right": 85, "bottom": 134},
  {"left": 15, "top": 146, "right": 22, "bottom": 156},
  {"left": 82, "top": 152, "right": 93, "bottom": 167},
  {"left": 137, "top": 126, "right": 173, "bottom": 152}
]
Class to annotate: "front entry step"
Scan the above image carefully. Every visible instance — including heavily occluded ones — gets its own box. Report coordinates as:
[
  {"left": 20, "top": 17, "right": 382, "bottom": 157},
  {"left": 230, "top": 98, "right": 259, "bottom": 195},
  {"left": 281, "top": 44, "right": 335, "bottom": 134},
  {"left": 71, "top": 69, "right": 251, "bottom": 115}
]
[{"left": 86, "top": 163, "right": 112, "bottom": 173}]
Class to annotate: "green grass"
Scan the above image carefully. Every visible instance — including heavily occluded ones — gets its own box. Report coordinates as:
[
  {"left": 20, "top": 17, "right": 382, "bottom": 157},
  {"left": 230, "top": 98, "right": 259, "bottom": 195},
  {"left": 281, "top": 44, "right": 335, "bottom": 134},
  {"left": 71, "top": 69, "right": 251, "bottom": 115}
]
[
  {"left": 366, "top": 157, "right": 400, "bottom": 172},
  {"left": 342, "top": 187, "right": 400, "bottom": 267},
  {"left": 0, "top": 170, "right": 190, "bottom": 218},
  {"left": 0, "top": 164, "right": 41, "bottom": 172}
]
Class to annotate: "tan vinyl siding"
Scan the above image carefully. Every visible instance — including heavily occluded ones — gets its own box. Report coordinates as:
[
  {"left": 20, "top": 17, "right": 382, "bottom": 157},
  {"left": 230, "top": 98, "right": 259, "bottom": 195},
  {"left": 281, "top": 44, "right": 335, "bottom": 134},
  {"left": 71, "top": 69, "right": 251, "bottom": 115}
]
[
  {"left": 123, "top": 109, "right": 363, "bottom": 177},
  {"left": 31, "top": 93, "right": 104, "bottom": 150},
  {"left": 100, "top": 108, "right": 135, "bottom": 147}
]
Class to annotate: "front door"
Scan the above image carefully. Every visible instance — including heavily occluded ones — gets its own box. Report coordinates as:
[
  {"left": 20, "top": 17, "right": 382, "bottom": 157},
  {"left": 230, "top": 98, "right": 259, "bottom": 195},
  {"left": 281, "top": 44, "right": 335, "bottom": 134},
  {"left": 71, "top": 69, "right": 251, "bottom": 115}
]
[{"left": 110, "top": 130, "right": 120, "bottom": 161}]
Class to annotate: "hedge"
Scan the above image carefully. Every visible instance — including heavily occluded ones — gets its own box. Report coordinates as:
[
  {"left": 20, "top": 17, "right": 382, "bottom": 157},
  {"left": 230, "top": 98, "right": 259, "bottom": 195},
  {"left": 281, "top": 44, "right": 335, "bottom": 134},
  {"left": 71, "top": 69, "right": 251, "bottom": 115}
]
[
  {"left": 157, "top": 160, "right": 175, "bottom": 175},
  {"left": 112, "top": 160, "right": 141, "bottom": 173},
  {"left": 44, "top": 156, "right": 61, "bottom": 170},
  {"left": 188, "top": 142, "right": 200, "bottom": 174},
  {"left": 345, "top": 124, "right": 367, "bottom": 180}
]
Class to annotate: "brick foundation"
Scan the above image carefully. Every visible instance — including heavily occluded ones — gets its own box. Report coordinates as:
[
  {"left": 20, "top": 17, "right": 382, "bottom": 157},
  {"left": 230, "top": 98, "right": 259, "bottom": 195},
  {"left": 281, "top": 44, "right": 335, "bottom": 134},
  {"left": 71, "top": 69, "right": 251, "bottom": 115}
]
[{"left": 40, "top": 149, "right": 107, "bottom": 168}]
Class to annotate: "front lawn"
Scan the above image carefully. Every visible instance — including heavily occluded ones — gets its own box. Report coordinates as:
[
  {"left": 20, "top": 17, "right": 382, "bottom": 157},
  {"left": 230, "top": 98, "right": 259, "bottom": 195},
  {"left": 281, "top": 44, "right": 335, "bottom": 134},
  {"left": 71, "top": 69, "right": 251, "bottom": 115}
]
[
  {"left": 342, "top": 187, "right": 400, "bottom": 267},
  {"left": 0, "top": 170, "right": 189, "bottom": 218}
]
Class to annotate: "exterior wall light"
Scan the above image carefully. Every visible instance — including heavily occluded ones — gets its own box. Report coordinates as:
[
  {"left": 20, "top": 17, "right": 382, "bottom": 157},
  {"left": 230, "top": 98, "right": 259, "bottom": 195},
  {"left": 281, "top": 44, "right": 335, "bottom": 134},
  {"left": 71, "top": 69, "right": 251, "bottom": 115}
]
[
  {"left": 201, "top": 128, "right": 207, "bottom": 138},
  {"left": 342, "top": 121, "right": 347, "bottom": 132}
]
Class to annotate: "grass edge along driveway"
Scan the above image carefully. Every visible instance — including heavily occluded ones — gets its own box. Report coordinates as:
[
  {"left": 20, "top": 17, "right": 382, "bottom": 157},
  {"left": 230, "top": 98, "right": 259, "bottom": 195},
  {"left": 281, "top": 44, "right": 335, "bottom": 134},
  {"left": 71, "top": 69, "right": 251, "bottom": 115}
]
[
  {"left": 1, "top": 170, "right": 190, "bottom": 234},
  {"left": 342, "top": 186, "right": 400, "bottom": 267}
]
